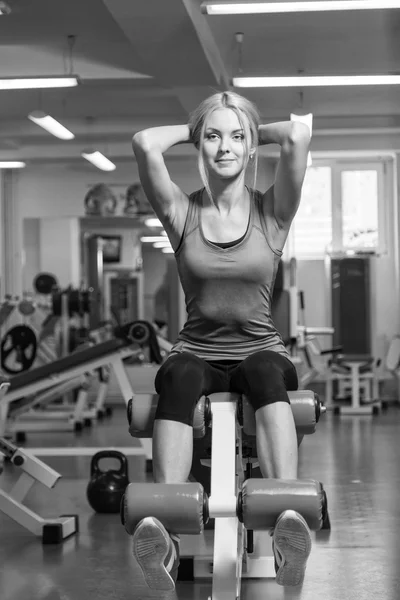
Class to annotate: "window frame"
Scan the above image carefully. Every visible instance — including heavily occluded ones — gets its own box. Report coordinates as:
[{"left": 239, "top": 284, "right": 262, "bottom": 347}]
[{"left": 285, "top": 157, "right": 389, "bottom": 260}]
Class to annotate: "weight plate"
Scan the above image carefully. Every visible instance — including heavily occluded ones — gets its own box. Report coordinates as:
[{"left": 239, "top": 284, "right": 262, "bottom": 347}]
[
  {"left": 0, "top": 325, "right": 37, "bottom": 374},
  {"left": 33, "top": 272, "right": 58, "bottom": 295},
  {"left": 129, "top": 323, "right": 150, "bottom": 344},
  {"left": 18, "top": 299, "right": 35, "bottom": 316}
]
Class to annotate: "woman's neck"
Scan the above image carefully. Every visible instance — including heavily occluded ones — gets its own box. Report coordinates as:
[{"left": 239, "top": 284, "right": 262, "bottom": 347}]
[{"left": 203, "top": 178, "right": 248, "bottom": 215}]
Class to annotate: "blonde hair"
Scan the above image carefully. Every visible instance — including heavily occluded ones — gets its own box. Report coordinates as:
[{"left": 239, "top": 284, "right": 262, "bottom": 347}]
[{"left": 188, "top": 91, "right": 260, "bottom": 206}]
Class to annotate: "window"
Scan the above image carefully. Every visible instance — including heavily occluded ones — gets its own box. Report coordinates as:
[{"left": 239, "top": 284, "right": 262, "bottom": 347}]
[
  {"left": 291, "top": 166, "right": 332, "bottom": 258},
  {"left": 288, "top": 160, "right": 387, "bottom": 259},
  {"left": 341, "top": 168, "right": 379, "bottom": 252}
]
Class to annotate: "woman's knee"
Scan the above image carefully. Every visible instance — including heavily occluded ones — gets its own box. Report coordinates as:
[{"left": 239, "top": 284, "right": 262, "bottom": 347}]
[
  {"left": 238, "top": 351, "right": 297, "bottom": 412},
  {"left": 154, "top": 352, "right": 207, "bottom": 426},
  {"left": 155, "top": 352, "right": 206, "bottom": 393}
]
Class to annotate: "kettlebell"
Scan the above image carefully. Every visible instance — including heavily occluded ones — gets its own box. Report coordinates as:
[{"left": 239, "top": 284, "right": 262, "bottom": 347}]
[{"left": 86, "top": 450, "right": 129, "bottom": 513}]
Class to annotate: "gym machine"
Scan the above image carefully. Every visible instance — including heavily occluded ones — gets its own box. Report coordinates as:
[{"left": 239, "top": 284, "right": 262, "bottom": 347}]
[
  {"left": 122, "top": 389, "right": 329, "bottom": 599},
  {"left": 0, "top": 273, "right": 94, "bottom": 376},
  {"left": 385, "top": 336, "right": 400, "bottom": 403},
  {"left": 0, "top": 295, "right": 56, "bottom": 374},
  {"left": 0, "top": 377, "right": 79, "bottom": 544},
  {"left": 0, "top": 321, "right": 168, "bottom": 444},
  {"left": 0, "top": 322, "right": 167, "bottom": 542},
  {"left": 0, "top": 274, "right": 59, "bottom": 375},
  {"left": 326, "top": 256, "right": 382, "bottom": 415},
  {"left": 83, "top": 234, "right": 144, "bottom": 331},
  {"left": 0, "top": 322, "right": 166, "bottom": 542},
  {"left": 272, "top": 258, "right": 339, "bottom": 388}
]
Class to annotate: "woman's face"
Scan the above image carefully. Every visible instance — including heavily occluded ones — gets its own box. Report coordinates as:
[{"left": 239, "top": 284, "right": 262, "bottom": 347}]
[{"left": 202, "top": 108, "right": 252, "bottom": 180}]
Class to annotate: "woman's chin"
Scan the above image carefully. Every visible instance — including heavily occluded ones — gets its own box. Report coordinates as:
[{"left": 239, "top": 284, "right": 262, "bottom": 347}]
[{"left": 209, "top": 167, "right": 243, "bottom": 180}]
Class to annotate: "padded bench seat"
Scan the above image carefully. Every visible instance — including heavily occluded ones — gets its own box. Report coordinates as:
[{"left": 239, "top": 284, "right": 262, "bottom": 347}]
[
  {"left": 128, "top": 390, "right": 325, "bottom": 439},
  {"left": 330, "top": 354, "right": 375, "bottom": 374},
  {"left": 7, "top": 338, "right": 130, "bottom": 392}
]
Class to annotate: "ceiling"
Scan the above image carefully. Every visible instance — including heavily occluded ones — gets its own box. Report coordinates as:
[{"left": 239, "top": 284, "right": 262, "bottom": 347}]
[{"left": 1, "top": 0, "right": 400, "bottom": 164}]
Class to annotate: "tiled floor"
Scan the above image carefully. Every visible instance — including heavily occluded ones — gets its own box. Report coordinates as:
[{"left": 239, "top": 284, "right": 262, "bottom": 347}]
[{"left": 1, "top": 403, "right": 400, "bottom": 600}]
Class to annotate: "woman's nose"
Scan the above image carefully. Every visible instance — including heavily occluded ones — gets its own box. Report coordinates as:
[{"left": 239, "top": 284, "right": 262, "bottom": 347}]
[{"left": 218, "top": 138, "right": 230, "bottom": 153}]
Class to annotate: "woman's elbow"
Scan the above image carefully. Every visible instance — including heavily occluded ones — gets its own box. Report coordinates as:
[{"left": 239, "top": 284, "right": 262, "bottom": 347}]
[
  {"left": 290, "top": 121, "right": 311, "bottom": 144},
  {"left": 132, "top": 131, "right": 147, "bottom": 152}
]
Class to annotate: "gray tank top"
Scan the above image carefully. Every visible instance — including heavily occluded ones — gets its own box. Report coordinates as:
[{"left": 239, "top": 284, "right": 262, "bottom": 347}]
[{"left": 169, "top": 187, "right": 290, "bottom": 361}]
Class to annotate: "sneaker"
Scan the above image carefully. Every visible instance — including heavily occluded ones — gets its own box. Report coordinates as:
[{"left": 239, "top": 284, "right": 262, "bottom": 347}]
[
  {"left": 132, "top": 516, "right": 180, "bottom": 591},
  {"left": 272, "top": 510, "right": 312, "bottom": 586}
]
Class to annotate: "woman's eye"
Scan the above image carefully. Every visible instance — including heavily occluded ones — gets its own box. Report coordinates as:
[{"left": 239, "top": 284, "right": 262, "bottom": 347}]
[{"left": 207, "top": 134, "right": 218, "bottom": 140}]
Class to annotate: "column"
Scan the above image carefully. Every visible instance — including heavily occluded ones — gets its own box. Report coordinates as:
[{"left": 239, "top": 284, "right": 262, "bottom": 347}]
[
  {"left": 39, "top": 218, "right": 81, "bottom": 287},
  {"left": 0, "top": 169, "right": 23, "bottom": 298}
]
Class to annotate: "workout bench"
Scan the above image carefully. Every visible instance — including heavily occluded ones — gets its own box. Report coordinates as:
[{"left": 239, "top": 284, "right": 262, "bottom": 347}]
[
  {"left": 0, "top": 319, "right": 163, "bottom": 440},
  {"left": 122, "top": 389, "right": 328, "bottom": 599},
  {"left": 325, "top": 354, "right": 381, "bottom": 415},
  {"left": 0, "top": 378, "right": 79, "bottom": 543}
]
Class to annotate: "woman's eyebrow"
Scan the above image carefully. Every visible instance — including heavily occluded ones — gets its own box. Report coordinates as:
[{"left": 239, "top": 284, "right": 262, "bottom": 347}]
[{"left": 205, "top": 127, "right": 244, "bottom": 133}]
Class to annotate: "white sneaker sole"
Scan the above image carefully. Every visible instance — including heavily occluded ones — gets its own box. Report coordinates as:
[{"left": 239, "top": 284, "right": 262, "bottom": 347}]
[
  {"left": 132, "top": 517, "right": 175, "bottom": 591},
  {"left": 274, "top": 510, "right": 312, "bottom": 587}
]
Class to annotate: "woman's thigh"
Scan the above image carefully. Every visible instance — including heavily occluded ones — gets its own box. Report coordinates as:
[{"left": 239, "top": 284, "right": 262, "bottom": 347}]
[
  {"left": 229, "top": 350, "right": 298, "bottom": 411},
  {"left": 154, "top": 352, "right": 232, "bottom": 426}
]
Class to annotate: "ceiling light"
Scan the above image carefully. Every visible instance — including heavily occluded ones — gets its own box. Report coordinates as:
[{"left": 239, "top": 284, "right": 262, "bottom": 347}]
[
  {"left": 153, "top": 241, "right": 172, "bottom": 248},
  {"left": 28, "top": 111, "right": 75, "bottom": 140},
  {"left": 233, "top": 75, "right": 400, "bottom": 87},
  {"left": 162, "top": 248, "right": 174, "bottom": 254},
  {"left": 0, "top": 76, "right": 80, "bottom": 90},
  {"left": 144, "top": 217, "right": 163, "bottom": 228},
  {"left": 81, "top": 151, "right": 116, "bottom": 172},
  {"left": 140, "top": 236, "right": 170, "bottom": 243},
  {"left": 201, "top": 1, "right": 400, "bottom": 14},
  {"left": 0, "top": 2, "right": 11, "bottom": 15},
  {"left": 0, "top": 161, "right": 26, "bottom": 168}
]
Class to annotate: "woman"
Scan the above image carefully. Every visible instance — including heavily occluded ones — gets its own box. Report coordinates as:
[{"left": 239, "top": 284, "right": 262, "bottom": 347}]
[{"left": 131, "top": 91, "right": 311, "bottom": 590}]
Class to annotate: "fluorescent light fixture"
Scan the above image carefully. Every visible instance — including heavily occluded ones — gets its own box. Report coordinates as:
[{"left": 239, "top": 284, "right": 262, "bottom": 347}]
[
  {"left": 28, "top": 111, "right": 75, "bottom": 140},
  {"left": 0, "top": 161, "right": 26, "bottom": 168},
  {"left": 233, "top": 75, "right": 400, "bottom": 87},
  {"left": 153, "top": 241, "right": 172, "bottom": 248},
  {"left": 0, "top": 76, "right": 80, "bottom": 90},
  {"left": 162, "top": 248, "right": 174, "bottom": 254},
  {"left": 81, "top": 151, "right": 116, "bottom": 172},
  {"left": 141, "top": 236, "right": 170, "bottom": 243},
  {"left": 0, "top": 2, "right": 11, "bottom": 15},
  {"left": 144, "top": 217, "right": 163, "bottom": 228},
  {"left": 201, "top": 1, "right": 400, "bottom": 14}
]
